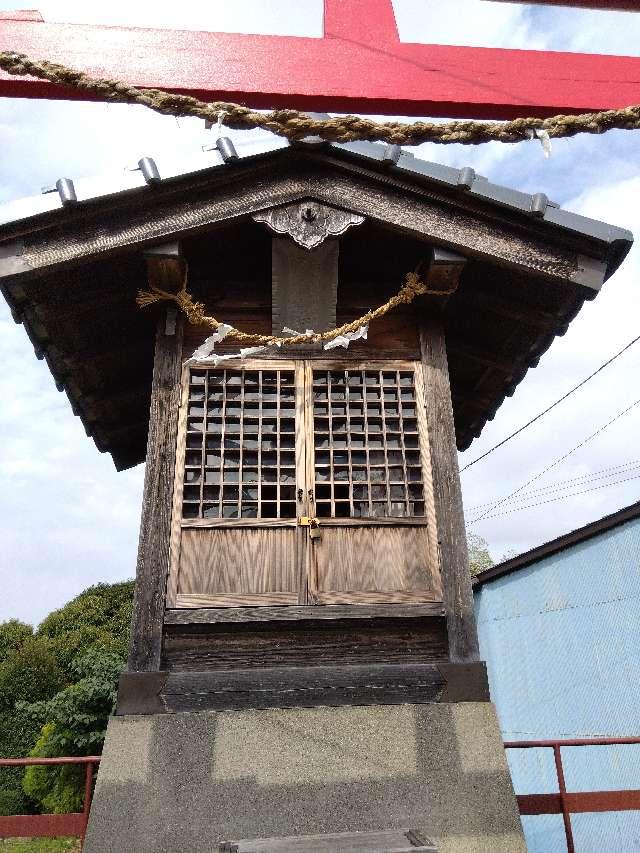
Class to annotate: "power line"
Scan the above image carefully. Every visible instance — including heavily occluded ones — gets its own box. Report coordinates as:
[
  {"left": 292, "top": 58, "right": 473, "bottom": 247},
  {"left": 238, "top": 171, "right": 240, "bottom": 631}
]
[
  {"left": 466, "top": 458, "right": 640, "bottom": 513},
  {"left": 477, "top": 469, "right": 640, "bottom": 516},
  {"left": 476, "top": 472, "right": 640, "bottom": 522},
  {"left": 460, "top": 333, "right": 640, "bottom": 473},
  {"left": 469, "top": 395, "right": 640, "bottom": 525}
]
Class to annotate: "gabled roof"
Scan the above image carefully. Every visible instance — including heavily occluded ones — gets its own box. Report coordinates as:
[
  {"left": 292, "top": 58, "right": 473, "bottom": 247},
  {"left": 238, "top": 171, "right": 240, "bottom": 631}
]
[
  {"left": 473, "top": 499, "right": 640, "bottom": 588},
  {"left": 0, "top": 137, "right": 633, "bottom": 469},
  {"left": 0, "top": 137, "right": 632, "bottom": 276}
]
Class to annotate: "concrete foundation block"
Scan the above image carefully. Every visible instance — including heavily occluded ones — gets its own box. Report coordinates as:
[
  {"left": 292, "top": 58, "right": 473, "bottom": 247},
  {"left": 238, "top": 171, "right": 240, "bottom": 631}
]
[{"left": 84, "top": 703, "right": 525, "bottom": 853}]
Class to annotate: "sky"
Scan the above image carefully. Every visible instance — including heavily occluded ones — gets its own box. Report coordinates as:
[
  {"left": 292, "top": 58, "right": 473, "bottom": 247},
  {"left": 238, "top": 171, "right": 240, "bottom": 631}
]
[{"left": 1, "top": 1, "right": 640, "bottom": 624}]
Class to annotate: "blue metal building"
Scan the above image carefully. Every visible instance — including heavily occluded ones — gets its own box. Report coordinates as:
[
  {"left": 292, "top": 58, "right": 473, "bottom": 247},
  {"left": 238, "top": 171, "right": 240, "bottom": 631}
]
[{"left": 473, "top": 501, "right": 640, "bottom": 852}]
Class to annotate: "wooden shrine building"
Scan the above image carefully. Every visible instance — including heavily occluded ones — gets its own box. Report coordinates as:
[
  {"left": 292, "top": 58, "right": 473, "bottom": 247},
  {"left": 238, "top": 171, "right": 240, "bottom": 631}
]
[{"left": 0, "top": 137, "right": 632, "bottom": 852}]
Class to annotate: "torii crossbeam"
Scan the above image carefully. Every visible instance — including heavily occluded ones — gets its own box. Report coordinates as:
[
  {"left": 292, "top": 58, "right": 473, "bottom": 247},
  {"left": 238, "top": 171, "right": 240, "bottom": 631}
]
[{"left": 0, "top": 0, "right": 639, "bottom": 119}]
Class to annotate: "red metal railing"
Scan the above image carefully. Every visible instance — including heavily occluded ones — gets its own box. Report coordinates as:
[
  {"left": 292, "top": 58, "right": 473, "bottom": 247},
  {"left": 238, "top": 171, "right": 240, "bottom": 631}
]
[
  {"left": 2, "top": 741, "right": 640, "bottom": 850},
  {"left": 505, "top": 737, "right": 640, "bottom": 853},
  {"left": 0, "top": 756, "right": 101, "bottom": 847}
]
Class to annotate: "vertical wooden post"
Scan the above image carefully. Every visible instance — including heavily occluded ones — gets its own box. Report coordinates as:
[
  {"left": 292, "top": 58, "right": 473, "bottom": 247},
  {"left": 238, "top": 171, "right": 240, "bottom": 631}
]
[
  {"left": 420, "top": 316, "right": 479, "bottom": 663},
  {"left": 128, "top": 309, "right": 184, "bottom": 672}
]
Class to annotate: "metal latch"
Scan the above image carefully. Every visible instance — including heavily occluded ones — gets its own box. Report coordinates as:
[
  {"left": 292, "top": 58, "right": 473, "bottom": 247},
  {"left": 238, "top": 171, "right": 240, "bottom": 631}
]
[{"left": 298, "top": 516, "right": 322, "bottom": 541}]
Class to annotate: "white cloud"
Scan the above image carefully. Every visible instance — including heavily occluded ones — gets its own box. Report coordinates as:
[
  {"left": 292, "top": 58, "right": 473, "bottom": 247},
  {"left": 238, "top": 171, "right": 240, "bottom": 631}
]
[
  {"left": 31, "top": 0, "right": 323, "bottom": 36},
  {"left": 392, "top": 0, "right": 541, "bottom": 49}
]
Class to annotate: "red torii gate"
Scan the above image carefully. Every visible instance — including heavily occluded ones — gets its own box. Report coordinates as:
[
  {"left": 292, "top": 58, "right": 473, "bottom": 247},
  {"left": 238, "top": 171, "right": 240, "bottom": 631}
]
[{"left": 0, "top": 0, "right": 638, "bottom": 120}]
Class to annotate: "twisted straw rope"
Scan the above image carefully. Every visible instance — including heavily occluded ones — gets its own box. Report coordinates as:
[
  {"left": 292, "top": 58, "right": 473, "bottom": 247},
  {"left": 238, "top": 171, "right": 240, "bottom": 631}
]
[
  {"left": 2, "top": 51, "right": 640, "bottom": 146},
  {"left": 137, "top": 270, "right": 436, "bottom": 347}
]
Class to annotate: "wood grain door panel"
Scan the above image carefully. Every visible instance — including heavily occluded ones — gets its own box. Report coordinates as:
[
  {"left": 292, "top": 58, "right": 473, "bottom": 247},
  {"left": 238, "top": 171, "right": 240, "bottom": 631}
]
[
  {"left": 167, "top": 358, "right": 442, "bottom": 609},
  {"left": 175, "top": 527, "right": 300, "bottom": 607},
  {"left": 305, "top": 361, "right": 441, "bottom": 604},
  {"left": 167, "top": 360, "right": 308, "bottom": 607},
  {"left": 311, "top": 524, "right": 437, "bottom": 604}
]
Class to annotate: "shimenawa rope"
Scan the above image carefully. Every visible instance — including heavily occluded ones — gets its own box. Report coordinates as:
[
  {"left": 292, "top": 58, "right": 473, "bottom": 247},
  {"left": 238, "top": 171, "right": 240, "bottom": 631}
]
[
  {"left": 137, "top": 269, "right": 435, "bottom": 348},
  {"left": 2, "top": 51, "right": 640, "bottom": 147}
]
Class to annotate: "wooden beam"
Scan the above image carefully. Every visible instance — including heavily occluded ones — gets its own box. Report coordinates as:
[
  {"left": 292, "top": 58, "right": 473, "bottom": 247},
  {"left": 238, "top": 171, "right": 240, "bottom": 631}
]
[
  {"left": 127, "top": 308, "right": 184, "bottom": 672},
  {"left": 164, "top": 602, "right": 445, "bottom": 626},
  {"left": 1, "top": 2, "right": 639, "bottom": 119},
  {"left": 116, "top": 661, "right": 490, "bottom": 714},
  {"left": 420, "top": 317, "right": 480, "bottom": 663},
  {"left": 418, "top": 247, "right": 467, "bottom": 310},
  {"left": 448, "top": 340, "right": 514, "bottom": 375}
]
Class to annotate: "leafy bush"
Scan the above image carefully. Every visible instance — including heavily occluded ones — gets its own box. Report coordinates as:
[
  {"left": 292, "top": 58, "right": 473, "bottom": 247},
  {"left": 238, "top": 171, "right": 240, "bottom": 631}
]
[
  {"left": 0, "top": 620, "right": 33, "bottom": 662},
  {"left": 0, "top": 706, "right": 41, "bottom": 816},
  {"left": 0, "top": 579, "right": 134, "bottom": 817},
  {"left": 0, "top": 638, "right": 66, "bottom": 712},
  {"left": 22, "top": 723, "right": 84, "bottom": 815},
  {"left": 37, "top": 582, "right": 134, "bottom": 676},
  {"left": 22, "top": 648, "right": 124, "bottom": 814}
]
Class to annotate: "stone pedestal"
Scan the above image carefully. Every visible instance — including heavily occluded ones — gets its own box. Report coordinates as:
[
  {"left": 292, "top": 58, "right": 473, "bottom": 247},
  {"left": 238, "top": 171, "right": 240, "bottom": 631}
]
[{"left": 84, "top": 703, "right": 525, "bottom": 853}]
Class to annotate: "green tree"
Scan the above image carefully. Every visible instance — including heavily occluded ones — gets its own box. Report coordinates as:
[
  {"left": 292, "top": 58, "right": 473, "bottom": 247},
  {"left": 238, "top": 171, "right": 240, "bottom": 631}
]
[
  {"left": 0, "top": 638, "right": 65, "bottom": 712},
  {"left": 0, "top": 579, "right": 134, "bottom": 816},
  {"left": 37, "top": 581, "right": 134, "bottom": 677},
  {"left": 468, "top": 532, "right": 494, "bottom": 577},
  {"left": 0, "top": 636, "right": 65, "bottom": 816},
  {"left": 22, "top": 647, "right": 124, "bottom": 814},
  {"left": 0, "top": 706, "right": 41, "bottom": 816},
  {"left": 0, "top": 620, "right": 33, "bottom": 661}
]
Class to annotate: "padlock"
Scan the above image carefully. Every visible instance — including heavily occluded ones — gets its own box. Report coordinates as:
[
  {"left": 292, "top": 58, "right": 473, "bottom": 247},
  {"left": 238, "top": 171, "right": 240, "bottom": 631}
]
[{"left": 309, "top": 520, "right": 322, "bottom": 541}]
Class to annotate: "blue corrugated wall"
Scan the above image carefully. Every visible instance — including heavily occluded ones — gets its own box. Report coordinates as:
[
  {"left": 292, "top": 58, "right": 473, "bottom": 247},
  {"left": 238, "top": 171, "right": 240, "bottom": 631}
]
[{"left": 475, "top": 515, "right": 640, "bottom": 852}]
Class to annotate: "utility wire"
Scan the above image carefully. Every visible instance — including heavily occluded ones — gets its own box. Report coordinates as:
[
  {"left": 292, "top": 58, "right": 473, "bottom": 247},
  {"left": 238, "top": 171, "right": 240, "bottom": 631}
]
[
  {"left": 477, "top": 469, "right": 640, "bottom": 516},
  {"left": 461, "top": 333, "right": 640, "bottom": 473},
  {"left": 467, "top": 458, "right": 640, "bottom": 513},
  {"left": 477, "top": 472, "right": 640, "bottom": 522},
  {"left": 469, "top": 395, "right": 640, "bottom": 525}
]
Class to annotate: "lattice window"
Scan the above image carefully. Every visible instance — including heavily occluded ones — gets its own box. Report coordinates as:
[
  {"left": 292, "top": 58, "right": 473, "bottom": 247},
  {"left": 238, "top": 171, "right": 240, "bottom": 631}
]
[
  {"left": 312, "top": 368, "right": 425, "bottom": 519},
  {"left": 181, "top": 368, "right": 297, "bottom": 520}
]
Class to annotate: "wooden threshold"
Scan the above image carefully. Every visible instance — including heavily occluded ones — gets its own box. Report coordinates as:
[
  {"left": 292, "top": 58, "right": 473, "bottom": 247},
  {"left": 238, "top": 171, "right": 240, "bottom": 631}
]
[
  {"left": 116, "top": 661, "right": 489, "bottom": 714},
  {"left": 175, "top": 593, "right": 299, "bottom": 608},
  {"left": 164, "top": 601, "right": 445, "bottom": 625}
]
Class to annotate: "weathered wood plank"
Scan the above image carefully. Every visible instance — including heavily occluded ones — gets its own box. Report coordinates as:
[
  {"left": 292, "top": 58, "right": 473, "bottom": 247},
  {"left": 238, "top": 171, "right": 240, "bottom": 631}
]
[
  {"left": 271, "top": 237, "right": 338, "bottom": 337},
  {"left": 420, "top": 319, "right": 480, "bottom": 663},
  {"left": 164, "top": 602, "right": 445, "bottom": 624},
  {"left": 177, "top": 528, "right": 300, "bottom": 597},
  {"left": 175, "top": 593, "right": 299, "bottom": 608},
  {"left": 127, "top": 310, "right": 184, "bottom": 672},
  {"left": 162, "top": 617, "right": 448, "bottom": 671},
  {"left": 115, "top": 661, "right": 489, "bottom": 713}
]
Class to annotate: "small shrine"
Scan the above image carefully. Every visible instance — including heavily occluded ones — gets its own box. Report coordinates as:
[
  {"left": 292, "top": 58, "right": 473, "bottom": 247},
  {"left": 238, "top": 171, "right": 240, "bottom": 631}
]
[{"left": 0, "top": 136, "right": 631, "bottom": 852}]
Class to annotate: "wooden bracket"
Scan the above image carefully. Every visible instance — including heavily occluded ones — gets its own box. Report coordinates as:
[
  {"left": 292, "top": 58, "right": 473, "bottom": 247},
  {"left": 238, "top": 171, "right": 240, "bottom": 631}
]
[
  {"left": 144, "top": 241, "right": 184, "bottom": 297},
  {"left": 421, "top": 247, "right": 467, "bottom": 307}
]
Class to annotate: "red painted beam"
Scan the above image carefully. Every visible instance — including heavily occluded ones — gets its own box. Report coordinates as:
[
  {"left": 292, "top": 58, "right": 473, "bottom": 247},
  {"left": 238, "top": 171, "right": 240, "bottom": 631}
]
[{"left": 1, "top": 1, "right": 640, "bottom": 119}]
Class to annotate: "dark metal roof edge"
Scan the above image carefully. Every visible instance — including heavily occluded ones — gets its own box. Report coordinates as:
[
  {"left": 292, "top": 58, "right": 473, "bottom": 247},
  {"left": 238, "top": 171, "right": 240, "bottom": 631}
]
[
  {"left": 472, "top": 498, "right": 640, "bottom": 588},
  {"left": 0, "top": 139, "right": 633, "bottom": 283},
  {"left": 323, "top": 141, "right": 633, "bottom": 281}
]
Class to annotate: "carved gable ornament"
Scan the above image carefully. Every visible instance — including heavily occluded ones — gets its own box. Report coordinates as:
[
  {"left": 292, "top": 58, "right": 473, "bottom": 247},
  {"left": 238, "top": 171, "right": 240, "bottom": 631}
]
[{"left": 253, "top": 200, "right": 364, "bottom": 250}]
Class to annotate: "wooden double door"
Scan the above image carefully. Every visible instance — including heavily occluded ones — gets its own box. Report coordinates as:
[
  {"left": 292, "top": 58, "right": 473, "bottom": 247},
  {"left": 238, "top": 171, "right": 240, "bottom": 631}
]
[{"left": 167, "top": 359, "right": 442, "bottom": 608}]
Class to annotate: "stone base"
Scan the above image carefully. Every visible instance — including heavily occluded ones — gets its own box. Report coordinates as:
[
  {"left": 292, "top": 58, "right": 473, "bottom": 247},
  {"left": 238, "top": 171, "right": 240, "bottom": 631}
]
[{"left": 84, "top": 703, "right": 525, "bottom": 853}]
